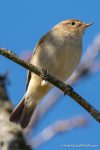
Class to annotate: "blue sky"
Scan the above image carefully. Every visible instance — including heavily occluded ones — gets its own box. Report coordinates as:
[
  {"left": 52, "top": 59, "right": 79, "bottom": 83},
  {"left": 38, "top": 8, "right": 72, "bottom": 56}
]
[{"left": 0, "top": 0, "right": 100, "bottom": 150}]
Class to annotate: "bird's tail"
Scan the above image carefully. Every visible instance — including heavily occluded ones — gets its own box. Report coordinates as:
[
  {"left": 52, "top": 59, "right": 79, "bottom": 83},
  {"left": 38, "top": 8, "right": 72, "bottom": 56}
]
[{"left": 9, "top": 96, "right": 38, "bottom": 129}]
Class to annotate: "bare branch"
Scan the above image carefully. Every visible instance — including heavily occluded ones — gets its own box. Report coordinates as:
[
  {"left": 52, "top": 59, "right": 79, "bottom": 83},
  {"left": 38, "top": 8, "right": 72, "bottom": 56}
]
[
  {"left": 29, "top": 116, "right": 87, "bottom": 148},
  {"left": 67, "top": 34, "right": 100, "bottom": 85},
  {"left": 0, "top": 48, "right": 100, "bottom": 124}
]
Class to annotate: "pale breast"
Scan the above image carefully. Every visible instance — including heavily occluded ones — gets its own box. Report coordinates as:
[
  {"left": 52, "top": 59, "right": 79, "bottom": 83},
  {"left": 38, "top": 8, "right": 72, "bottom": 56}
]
[{"left": 31, "top": 30, "right": 82, "bottom": 82}]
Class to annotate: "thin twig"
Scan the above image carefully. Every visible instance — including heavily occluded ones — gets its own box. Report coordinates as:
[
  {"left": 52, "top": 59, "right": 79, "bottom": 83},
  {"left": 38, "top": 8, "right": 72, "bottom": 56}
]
[
  {"left": 29, "top": 116, "right": 87, "bottom": 148},
  {"left": 67, "top": 34, "right": 100, "bottom": 85},
  {"left": 0, "top": 48, "right": 100, "bottom": 123}
]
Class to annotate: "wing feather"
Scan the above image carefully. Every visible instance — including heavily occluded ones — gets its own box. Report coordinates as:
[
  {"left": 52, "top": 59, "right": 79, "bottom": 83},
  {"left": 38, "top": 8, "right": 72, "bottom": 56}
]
[
  {"left": 26, "top": 34, "right": 47, "bottom": 91},
  {"left": 26, "top": 32, "right": 51, "bottom": 91}
]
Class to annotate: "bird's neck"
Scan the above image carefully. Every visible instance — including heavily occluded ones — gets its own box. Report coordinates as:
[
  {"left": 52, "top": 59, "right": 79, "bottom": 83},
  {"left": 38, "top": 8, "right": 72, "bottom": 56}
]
[
  {"left": 65, "top": 31, "right": 82, "bottom": 47},
  {"left": 52, "top": 29, "right": 82, "bottom": 48}
]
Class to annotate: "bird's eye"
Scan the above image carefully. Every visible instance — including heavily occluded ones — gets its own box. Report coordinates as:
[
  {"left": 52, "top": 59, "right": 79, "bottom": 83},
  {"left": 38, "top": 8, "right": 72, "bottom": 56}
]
[{"left": 71, "top": 22, "right": 75, "bottom": 25}]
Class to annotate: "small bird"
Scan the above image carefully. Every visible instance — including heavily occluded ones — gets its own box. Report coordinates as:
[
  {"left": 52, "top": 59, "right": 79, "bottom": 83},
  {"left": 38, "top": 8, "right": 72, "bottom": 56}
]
[{"left": 9, "top": 19, "right": 93, "bottom": 128}]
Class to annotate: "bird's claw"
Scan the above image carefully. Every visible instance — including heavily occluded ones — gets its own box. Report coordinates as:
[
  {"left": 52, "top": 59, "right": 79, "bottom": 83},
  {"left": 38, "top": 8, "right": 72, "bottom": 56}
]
[
  {"left": 64, "top": 85, "right": 73, "bottom": 95},
  {"left": 41, "top": 69, "right": 48, "bottom": 81}
]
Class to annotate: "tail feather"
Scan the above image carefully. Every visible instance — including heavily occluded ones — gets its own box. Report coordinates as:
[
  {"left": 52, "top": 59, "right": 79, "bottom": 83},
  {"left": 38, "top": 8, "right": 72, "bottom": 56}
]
[
  {"left": 9, "top": 97, "right": 25, "bottom": 123},
  {"left": 9, "top": 96, "right": 38, "bottom": 129},
  {"left": 19, "top": 106, "right": 34, "bottom": 129},
  {"left": 19, "top": 99, "right": 37, "bottom": 129}
]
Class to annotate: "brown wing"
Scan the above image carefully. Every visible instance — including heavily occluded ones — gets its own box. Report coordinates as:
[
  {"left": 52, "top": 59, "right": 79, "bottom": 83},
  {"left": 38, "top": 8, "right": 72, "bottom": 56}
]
[
  {"left": 26, "top": 39, "right": 44, "bottom": 91},
  {"left": 26, "top": 32, "right": 50, "bottom": 91},
  {"left": 26, "top": 70, "right": 31, "bottom": 91},
  {"left": 26, "top": 39, "right": 41, "bottom": 91}
]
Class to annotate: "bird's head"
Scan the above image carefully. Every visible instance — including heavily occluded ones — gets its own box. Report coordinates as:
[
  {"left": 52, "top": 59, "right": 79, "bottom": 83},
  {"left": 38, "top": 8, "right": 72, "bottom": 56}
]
[{"left": 53, "top": 19, "right": 93, "bottom": 39}]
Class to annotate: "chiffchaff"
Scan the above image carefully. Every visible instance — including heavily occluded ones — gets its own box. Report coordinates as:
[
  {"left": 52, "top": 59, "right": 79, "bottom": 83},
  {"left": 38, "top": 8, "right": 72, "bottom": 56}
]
[{"left": 9, "top": 19, "right": 93, "bottom": 128}]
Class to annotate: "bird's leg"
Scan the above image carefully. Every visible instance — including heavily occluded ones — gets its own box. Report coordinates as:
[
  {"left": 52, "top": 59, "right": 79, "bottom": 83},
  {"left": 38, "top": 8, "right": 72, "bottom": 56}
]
[
  {"left": 40, "top": 69, "right": 48, "bottom": 81},
  {"left": 64, "top": 84, "right": 73, "bottom": 96}
]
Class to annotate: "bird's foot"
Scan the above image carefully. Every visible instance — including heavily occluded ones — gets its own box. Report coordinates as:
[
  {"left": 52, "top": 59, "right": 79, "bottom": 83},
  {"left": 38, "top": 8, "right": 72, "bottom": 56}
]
[
  {"left": 64, "top": 85, "right": 73, "bottom": 95},
  {"left": 41, "top": 69, "right": 48, "bottom": 81}
]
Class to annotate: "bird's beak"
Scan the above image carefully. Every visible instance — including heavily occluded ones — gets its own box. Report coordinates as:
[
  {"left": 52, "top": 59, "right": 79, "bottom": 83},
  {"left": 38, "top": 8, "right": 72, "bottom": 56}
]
[{"left": 83, "top": 22, "right": 94, "bottom": 28}]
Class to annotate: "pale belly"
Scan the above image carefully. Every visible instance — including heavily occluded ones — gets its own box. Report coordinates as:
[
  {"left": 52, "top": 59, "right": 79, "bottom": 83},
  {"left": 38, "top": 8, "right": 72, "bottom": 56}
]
[
  {"left": 32, "top": 44, "right": 82, "bottom": 82},
  {"left": 26, "top": 44, "right": 81, "bottom": 100},
  {"left": 26, "top": 31, "right": 82, "bottom": 101}
]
